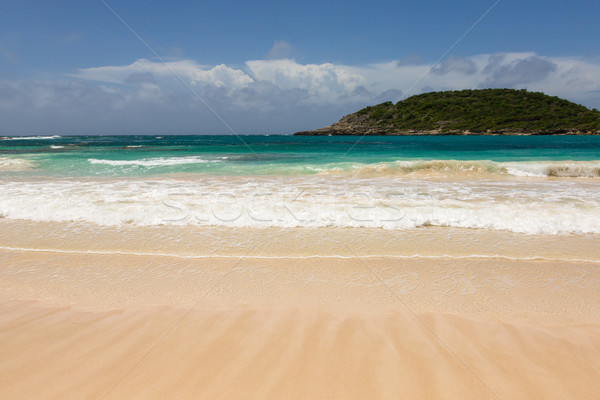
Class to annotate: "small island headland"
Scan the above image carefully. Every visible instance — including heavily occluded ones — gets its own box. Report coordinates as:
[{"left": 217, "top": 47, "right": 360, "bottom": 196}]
[{"left": 295, "top": 88, "right": 600, "bottom": 136}]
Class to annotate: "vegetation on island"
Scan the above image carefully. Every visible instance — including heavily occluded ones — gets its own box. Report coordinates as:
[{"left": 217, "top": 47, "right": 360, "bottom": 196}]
[{"left": 295, "top": 89, "right": 600, "bottom": 135}]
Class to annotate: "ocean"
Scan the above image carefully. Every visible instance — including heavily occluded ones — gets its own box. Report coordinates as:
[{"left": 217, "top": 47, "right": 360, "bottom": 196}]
[{"left": 1, "top": 134, "right": 600, "bottom": 234}]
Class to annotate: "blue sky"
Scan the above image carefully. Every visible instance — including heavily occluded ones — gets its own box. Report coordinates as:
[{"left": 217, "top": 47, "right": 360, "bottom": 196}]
[{"left": 1, "top": 0, "right": 599, "bottom": 134}]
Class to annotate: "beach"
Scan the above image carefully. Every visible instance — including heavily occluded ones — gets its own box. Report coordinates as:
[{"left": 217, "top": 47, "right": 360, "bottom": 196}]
[
  {"left": 3, "top": 0, "right": 600, "bottom": 395},
  {"left": 1, "top": 221, "right": 600, "bottom": 399},
  {"left": 1, "top": 135, "right": 599, "bottom": 399}
]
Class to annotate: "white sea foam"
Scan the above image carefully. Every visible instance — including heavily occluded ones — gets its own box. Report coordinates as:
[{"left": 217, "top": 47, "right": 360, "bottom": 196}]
[
  {"left": 0, "top": 176, "right": 599, "bottom": 234},
  {"left": 2, "top": 135, "right": 61, "bottom": 140},
  {"left": 318, "top": 160, "right": 600, "bottom": 178},
  {"left": 50, "top": 145, "right": 65, "bottom": 149},
  {"left": 503, "top": 161, "right": 600, "bottom": 177},
  {"left": 88, "top": 156, "right": 218, "bottom": 167},
  {"left": 2, "top": 245, "right": 599, "bottom": 263}
]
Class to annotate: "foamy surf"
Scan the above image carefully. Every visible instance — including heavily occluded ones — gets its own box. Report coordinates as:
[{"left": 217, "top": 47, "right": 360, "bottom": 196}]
[
  {"left": 2, "top": 135, "right": 61, "bottom": 140},
  {"left": 0, "top": 176, "right": 599, "bottom": 234},
  {"left": 88, "top": 156, "right": 219, "bottom": 167},
  {"left": 318, "top": 160, "right": 600, "bottom": 178},
  {"left": 77, "top": 158, "right": 600, "bottom": 178}
]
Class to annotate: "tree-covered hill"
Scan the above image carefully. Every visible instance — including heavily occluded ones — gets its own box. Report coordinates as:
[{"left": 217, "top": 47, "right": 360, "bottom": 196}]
[{"left": 295, "top": 89, "right": 600, "bottom": 135}]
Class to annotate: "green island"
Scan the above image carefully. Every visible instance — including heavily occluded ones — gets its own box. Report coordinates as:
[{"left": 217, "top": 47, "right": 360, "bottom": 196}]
[{"left": 294, "top": 88, "right": 600, "bottom": 135}]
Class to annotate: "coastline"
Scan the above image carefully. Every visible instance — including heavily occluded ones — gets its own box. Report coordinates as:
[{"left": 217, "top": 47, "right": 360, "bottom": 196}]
[{"left": 294, "top": 129, "right": 600, "bottom": 136}]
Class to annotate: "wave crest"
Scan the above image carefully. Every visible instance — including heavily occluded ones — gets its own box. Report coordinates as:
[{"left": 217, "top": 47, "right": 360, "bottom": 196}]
[
  {"left": 1, "top": 177, "right": 599, "bottom": 234},
  {"left": 88, "top": 156, "right": 219, "bottom": 167},
  {"left": 319, "top": 160, "right": 600, "bottom": 178},
  {"left": 0, "top": 157, "right": 37, "bottom": 171},
  {"left": 1, "top": 135, "right": 61, "bottom": 140}
]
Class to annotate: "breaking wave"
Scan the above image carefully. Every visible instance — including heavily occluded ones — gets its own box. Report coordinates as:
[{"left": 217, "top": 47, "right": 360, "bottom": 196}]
[
  {"left": 1, "top": 176, "right": 599, "bottom": 234},
  {"left": 0, "top": 157, "right": 37, "bottom": 171},
  {"left": 2, "top": 135, "right": 61, "bottom": 140},
  {"left": 88, "top": 156, "right": 220, "bottom": 167},
  {"left": 318, "top": 160, "right": 600, "bottom": 178}
]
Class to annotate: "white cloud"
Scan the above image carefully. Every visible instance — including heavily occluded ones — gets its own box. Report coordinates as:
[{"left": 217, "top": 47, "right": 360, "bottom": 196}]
[
  {"left": 266, "top": 40, "right": 294, "bottom": 60},
  {"left": 74, "top": 58, "right": 253, "bottom": 89},
  {"left": 246, "top": 59, "right": 365, "bottom": 102},
  {"left": 432, "top": 56, "right": 478, "bottom": 75},
  {"left": 483, "top": 55, "right": 557, "bottom": 87},
  {"left": 71, "top": 53, "right": 600, "bottom": 106},
  {"left": 2, "top": 52, "right": 600, "bottom": 134}
]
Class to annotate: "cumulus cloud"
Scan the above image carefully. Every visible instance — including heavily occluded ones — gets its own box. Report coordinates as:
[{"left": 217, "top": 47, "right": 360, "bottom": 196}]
[
  {"left": 266, "top": 40, "right": 294, "bottom": 60},
  {"left": 246, "top": 59, "right": 365, "bottom": 102},
  {"left": 74, "top": 58, "right": 253, "bottom": 90},
  {"left": 483, "top": 55, "right": 557, "bottom": 87},
  {"left": 124, "top": 72, "right": 155, "bottom": 85},
  {"left": 1, "top": 52, "right": 600, "bottom": 134},
  {"left": 432, "top": 56, "right": 477, "bottom": 75}
]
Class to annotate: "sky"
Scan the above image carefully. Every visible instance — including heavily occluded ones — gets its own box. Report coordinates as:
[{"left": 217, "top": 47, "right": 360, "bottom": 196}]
[{"left": 1, "top": 0, "right": 599, "bottom": 135}]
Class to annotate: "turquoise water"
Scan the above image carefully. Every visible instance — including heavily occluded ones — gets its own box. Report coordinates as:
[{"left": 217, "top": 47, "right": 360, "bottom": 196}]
[
  {"left": 2, "top": 135, "right": 600, "bottom": 233},
  {"left": 2, "top": 135, "right": 600, "bottom": 177}
]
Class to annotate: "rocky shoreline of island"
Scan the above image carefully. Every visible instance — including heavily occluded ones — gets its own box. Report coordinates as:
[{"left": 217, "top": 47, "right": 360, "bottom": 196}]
[{"left": 294, "top": 89, "right": 600, "bottom": 136}]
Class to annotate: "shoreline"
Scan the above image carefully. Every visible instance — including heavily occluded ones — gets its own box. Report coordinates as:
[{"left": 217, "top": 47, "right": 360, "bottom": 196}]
[
  {"left": 294, "top": 130, "right": 600, "bottom": 136},
  {"left": 1, "top": 248, "right": 599, "bottom": 320},
  {"left": 3, "top": 219, "right": 600, "bottom": 260}
]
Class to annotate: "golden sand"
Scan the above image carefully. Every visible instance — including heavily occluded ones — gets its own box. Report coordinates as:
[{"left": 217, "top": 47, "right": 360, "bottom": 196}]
[
  {"left": 0, "top": 222, "right": 599, "bottom": 399},
  {"left": 2, "top": 300, "right": 599, "bottom": 400}
]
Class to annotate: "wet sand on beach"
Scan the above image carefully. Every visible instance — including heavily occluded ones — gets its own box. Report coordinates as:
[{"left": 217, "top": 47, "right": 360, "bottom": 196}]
[{"left": 1, "top": 224, "right": 599, "bottom": 400}]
